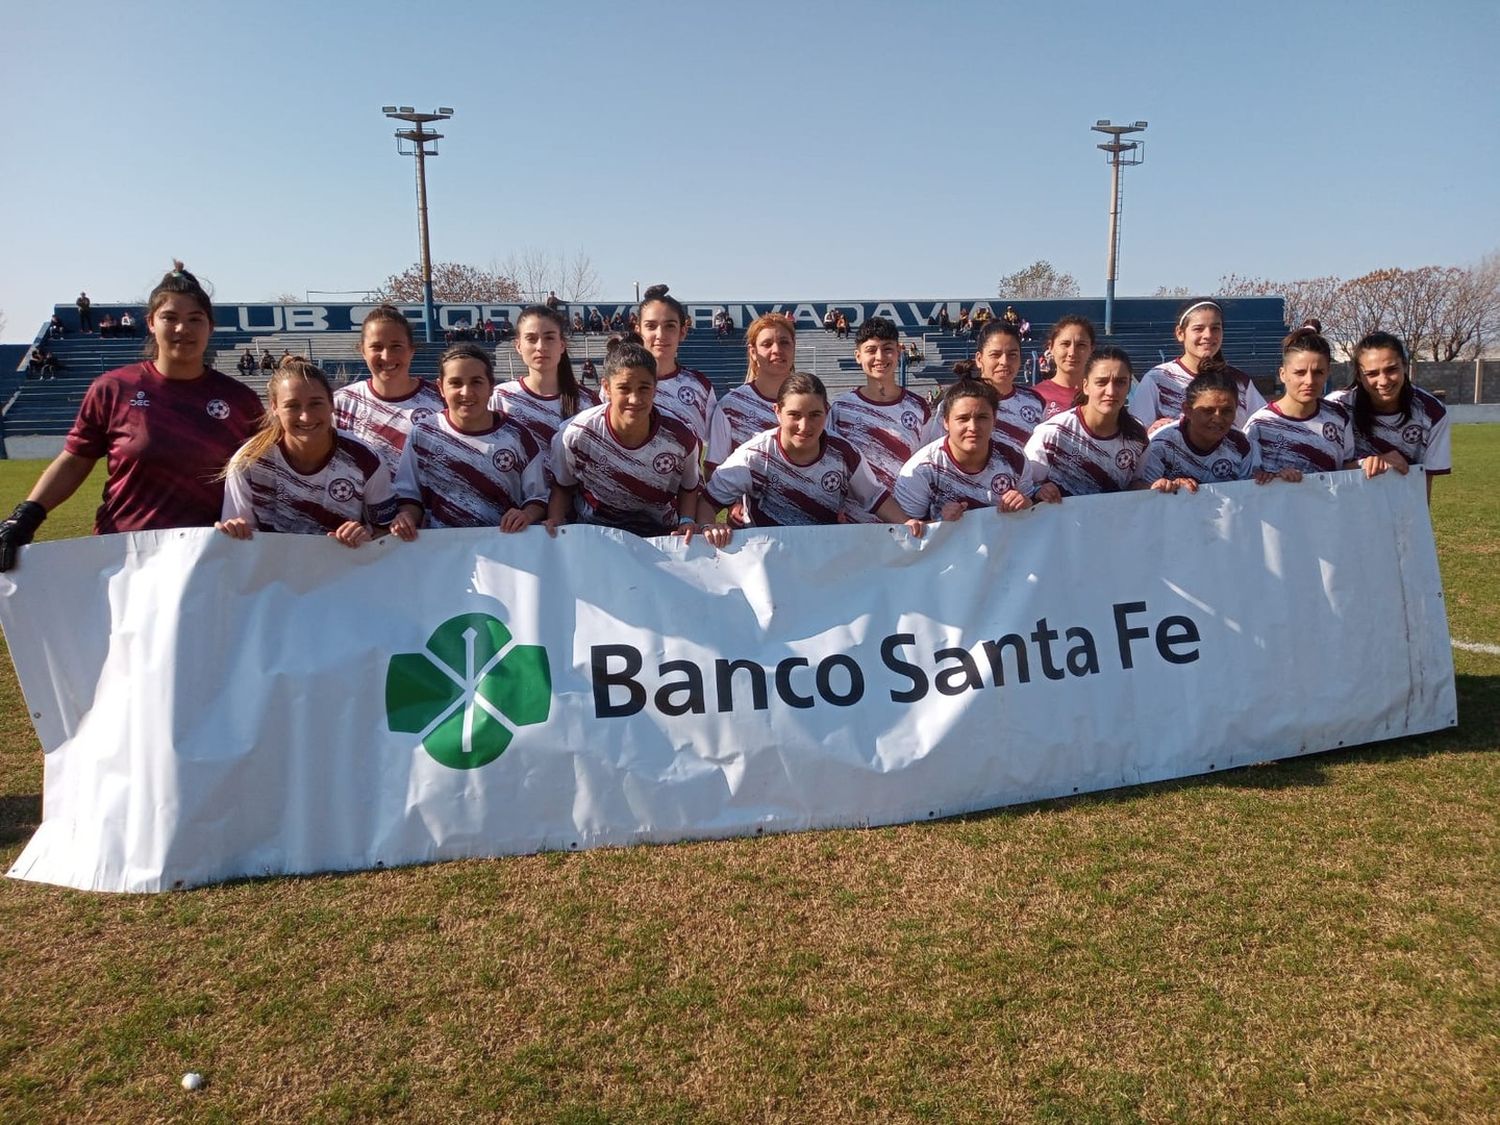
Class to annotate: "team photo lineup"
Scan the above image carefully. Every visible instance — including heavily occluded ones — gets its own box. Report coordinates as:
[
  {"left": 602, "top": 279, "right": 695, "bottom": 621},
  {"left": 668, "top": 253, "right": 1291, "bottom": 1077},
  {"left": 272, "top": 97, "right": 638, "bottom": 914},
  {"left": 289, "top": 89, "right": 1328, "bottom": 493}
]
[{"left": 0, "top": 264, "right": 1454, "bottom": 569}]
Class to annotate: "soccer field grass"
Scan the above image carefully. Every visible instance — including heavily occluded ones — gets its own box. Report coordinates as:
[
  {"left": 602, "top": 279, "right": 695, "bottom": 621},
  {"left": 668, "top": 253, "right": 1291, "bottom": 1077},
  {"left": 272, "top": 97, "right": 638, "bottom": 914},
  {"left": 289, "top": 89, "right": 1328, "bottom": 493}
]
[{"left": 0, "top": 432, "right": 1495, "bottom": 1121}]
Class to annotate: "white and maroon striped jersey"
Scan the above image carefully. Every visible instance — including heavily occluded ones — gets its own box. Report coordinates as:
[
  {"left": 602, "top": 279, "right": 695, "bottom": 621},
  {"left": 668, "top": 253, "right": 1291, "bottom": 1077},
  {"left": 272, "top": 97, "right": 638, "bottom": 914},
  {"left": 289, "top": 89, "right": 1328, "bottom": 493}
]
[
  {"left": 1130, "top": 359, "right": 1266, "bottom": 428},
  {"left": 393, "top": 411, "right": 549, "bottom": 529},
  {"left": 830, "top": 388, "right": 931, "bottom": 523},
  {"left": 705, "top": 429, "right": 888, "bottom": 527},
  {"left": 707, "top": 383, "right": 779, "bottom": 464},
  {"left": 654, "top": 367, "right": 718, "bottom": 446},
  {"left": 1243, "top": 400, "right": 1355, "bottom": 475},
  {"left": 553, "top": 404, "right": 702, "bottom": 536},
  {"left": 489, "top": 378, "right": 600, "bottom": 467},
  {"left": 1325, "top": 386, "right": 1451, "bottom": 473},
  {"left": 222, "top": 432, "right": 397, "bottom": 534},
  {"left": 920, "top": 385, "right": 1045, "bottom": 447},
  {"left": 332, "top": 379, "right": 444, "bottom": 482},
  {"left": 1139, "top": 420, "right": 1259, "bottom": 484},
  {"left": 1023, "top": 407, "right": 1149, "bottom": 496},
  {"left": 893, "top": 437, "right": 1034, "bottom": 520}
]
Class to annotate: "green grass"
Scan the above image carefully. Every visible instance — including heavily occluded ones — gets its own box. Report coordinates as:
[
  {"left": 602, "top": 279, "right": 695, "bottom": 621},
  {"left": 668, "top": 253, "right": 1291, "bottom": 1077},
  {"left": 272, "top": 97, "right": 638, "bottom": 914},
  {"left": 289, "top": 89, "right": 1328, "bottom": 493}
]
[{"left": 0, "top": 432, "right": 1496, "bottom": 1122}]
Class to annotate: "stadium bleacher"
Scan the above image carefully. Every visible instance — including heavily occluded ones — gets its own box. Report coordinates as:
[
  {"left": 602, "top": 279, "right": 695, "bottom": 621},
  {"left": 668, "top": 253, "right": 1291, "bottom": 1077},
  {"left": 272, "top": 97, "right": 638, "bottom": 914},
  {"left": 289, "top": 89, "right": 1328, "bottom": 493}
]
[{"left": 4, "top": 296, "right": 1290, "bottom": 438}]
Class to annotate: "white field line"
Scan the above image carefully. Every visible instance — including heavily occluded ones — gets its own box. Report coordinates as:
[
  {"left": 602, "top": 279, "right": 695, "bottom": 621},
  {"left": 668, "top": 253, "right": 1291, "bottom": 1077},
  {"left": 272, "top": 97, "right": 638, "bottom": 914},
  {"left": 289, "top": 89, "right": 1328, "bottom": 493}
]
[{"left": 1453, "top": 639, "right": 1500, "bottom": 656}]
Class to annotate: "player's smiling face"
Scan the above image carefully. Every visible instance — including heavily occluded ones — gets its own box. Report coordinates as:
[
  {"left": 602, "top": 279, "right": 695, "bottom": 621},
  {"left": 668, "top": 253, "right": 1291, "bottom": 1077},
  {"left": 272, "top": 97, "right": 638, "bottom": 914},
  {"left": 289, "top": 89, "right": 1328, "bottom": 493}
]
[
  {"left": 639, "top": 302, "right": 686, "bottom": 372},
  {"left": 516, "top": 316, "right": 564, "bottom": 376},
  {"left": 273, "top": 377, "right": 334, "bottom": 458},
  {"left": 1183, "top": 388, "right": 1236, "bottom": 448},
  {"left": 147, "top": 294, "right": 212, "bottom": 373},
  {"left": 856, "top": 337, "right": 900, "bottom": 382},
  {"left": 751, "top": 325, "right": 795, "bottom": 380},
  {"left": 440, "top": 357, "right": 495, "bottom": 430},
  {"left": 1177, "top": 308, "right": 1223, "bottom": 364},
  {"left": 776, "top": 392, "right": 827, "bottom": 457},
  {"left": 361, "top": 320, "right": 413, "bottom": 381},
  {"left": 1279, "top": 349, "right": 1329, "bottom": 407},
  {"left": 1355, "top": 346, "right": 1407, "bottom": 411},
  {"left": 977, "top": 333, "right": 1022, "bottom": 394},
  {"left": 944, "top": 395, "right": 995, "bottom": 460},
  {"left": 605, "top": 367, "right": 656, "bottom": 424}
]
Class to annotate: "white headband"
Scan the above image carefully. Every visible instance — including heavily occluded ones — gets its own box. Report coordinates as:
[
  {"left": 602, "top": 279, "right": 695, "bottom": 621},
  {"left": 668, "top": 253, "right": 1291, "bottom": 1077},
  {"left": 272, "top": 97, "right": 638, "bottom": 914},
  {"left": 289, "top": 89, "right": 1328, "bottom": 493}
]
[{"left": 1177, "top": 300, "right": 1222, "bottom": 328}]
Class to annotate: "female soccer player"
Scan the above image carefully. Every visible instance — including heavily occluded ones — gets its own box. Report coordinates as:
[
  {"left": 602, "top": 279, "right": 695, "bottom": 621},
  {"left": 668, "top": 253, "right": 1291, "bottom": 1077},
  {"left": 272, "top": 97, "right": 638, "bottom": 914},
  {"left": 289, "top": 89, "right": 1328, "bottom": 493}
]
[
  {"left": 895, "top": 379, "right": 1034, "bottom": 522},
  {"left": 389, "top": 344, "right": 548, "bottom": 538},
  {"left": 1326, "top": 330, "right": 1450, "bottom": 500},
  {"left": 546, "top": 340, "right": 701, "bottom": 538},
  {"left": 217, "top": 359, "right": 395, "bottom": 547},
  {"left": 707, "top": 311, "right": 796, "bottom": 464},
  {"left": 0, "top": 262, "right": 263, "bottom": 571},
  {"left": 1243, "top": 326, "right": 1356, "bottom": 478},
  {"left": 1023, "top": 346, "right": 1149, "bottom": 498},
  {"left": 1131, "top": 299, "right": 1266, "bottom": 433},
  {"left": 829, "top": 316, "right": 932, "bottom": 521},
  {"left": 1032, "top": 315, "right": 1096, "bottom": 420},
  {"left": 333, "top": 304, "right": 445, "bottom": 481},
  {"left": 1139, "top": 366, "right": 1296, "bottom": 492},
  {"left": 637, "top": 284, "right": 718, "bottom": 448},
  {"left": 696, "top": 372, "right": 924, "bottom": 546},
  {"left": 493, "top": 304, "right": 598, "bottom": 455}
]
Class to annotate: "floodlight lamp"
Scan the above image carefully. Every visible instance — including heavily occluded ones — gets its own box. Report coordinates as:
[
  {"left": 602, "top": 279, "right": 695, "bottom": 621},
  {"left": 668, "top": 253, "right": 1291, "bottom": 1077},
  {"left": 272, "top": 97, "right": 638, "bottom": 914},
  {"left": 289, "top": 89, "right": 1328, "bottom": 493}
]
[
  {"left": 1134, "top": 120, "right": 1148, "bottom": 128},
  {"left": 437, "top": 107, "right": 454, "bottom": 116},
  {"left": 381, "top": 105, "right": 398, "bottom": 114},
  {"left": 1095, "top": 119, "right": 1110, "bottom": 127},
  {"left": 399, "top": 106, "right": 414, "bottom": 114}
]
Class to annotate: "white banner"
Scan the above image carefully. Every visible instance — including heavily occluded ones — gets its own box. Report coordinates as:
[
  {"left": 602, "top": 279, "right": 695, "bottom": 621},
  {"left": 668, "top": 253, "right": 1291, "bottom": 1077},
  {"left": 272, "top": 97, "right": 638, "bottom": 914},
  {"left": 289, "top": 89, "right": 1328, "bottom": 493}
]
[{"left": 1, "top": 471, "right": 1455, "bottom": 893}]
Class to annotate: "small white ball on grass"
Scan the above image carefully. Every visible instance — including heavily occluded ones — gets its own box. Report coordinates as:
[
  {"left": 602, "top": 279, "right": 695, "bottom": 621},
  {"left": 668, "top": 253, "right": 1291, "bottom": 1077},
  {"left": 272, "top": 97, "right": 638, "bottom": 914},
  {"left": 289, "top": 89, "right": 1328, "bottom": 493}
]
[{"left": 181, "top": 1072, "right": 204, "bottom": 1091}]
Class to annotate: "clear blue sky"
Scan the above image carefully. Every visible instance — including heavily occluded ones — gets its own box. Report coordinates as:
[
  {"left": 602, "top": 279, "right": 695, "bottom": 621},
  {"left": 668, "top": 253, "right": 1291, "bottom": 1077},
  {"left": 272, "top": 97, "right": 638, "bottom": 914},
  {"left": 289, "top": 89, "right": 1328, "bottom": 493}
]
[{"left": 2, "top": 0, "right": 1496, "bottom": 339}]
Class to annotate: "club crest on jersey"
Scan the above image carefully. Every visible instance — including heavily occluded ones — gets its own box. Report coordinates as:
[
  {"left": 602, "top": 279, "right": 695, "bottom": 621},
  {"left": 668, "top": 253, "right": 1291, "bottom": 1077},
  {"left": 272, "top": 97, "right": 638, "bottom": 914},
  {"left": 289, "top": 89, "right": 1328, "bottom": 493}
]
[
  {"left": 676, "top": 385, "right": 701, "bottom": 408},
  {"left": 652, "top": 452, "right": 681, "bottom": 475},
  {"left": 1402, "top": 423, "right": 1423, "bottom": 445},
  {"left": 1211, "top": 458, "right": 1236, "bottom": 480},
  {"left": 820, "top": 470, "right": 846, "bottom": 494},
  {"left": 1020, "top": 404, "right": 1041, "bottom": 424},
  {"left": 1322, "top": 422, "right": 1340, "bottom": 443},
  {"left": 991, "top": 473, "right": 1016, "bottom": 495},
  {"left": 412, "top": 408, "right": 435, "bottom": 424},
  {"left": 205, "top": 398, "right": 231, "bottom": 420},
  {"left": 1114, "top": 449, "right": 1138, "bottom": 472},
  {"left": 492, "top": 449, "right": 517, "bottom": 473},
  {"left": 129, "top": 391, "right": 150, "bottom": 409},
  {"left": 901, "top": 410, "right": 920, "bottom": 431},
  {"left": 328, "top": 478, "right": 357, "bottom": 504}
]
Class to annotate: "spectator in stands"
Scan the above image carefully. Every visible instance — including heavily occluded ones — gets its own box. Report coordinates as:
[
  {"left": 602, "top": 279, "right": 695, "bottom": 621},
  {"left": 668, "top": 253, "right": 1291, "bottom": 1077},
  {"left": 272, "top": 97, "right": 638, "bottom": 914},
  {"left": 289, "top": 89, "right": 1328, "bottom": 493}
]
[
  {"left": 956, "top": 307, "right": 970, "bottom": 335},
  {"left": 904, "top": 341, "right": 925, "bottom": 366},
  {"left": 76, "top": 291, "right": 93, "bottom": 333},
  {"left": 610, "top": 310, "right": 625, "bottom": 332},
  {"left": 119, "top": 311, "right": 136, "bottom": 335},
  {"left": 483, "top": 318, "right": 496, "bottom": 343},
  {"left": 714, "top": 309, "right": 733, "bottom": 338},
  {"left": 99, "top": 314, "right": 117, "bottom": 338},
  {"left": 48, "top": 314, "right": 64, "bottom": 339},
  {"left": 546, "top": 290, "right": 562, "bottom": 312},
  {"left": 588, "top": 308, "right": 605, "bottom": 334},
  {"left": 237, "top": 349, "right": 257, "bottom": 379},
  {"left": 26, "top": 346, "right": 58, "bottom": 380},
  {"left": 938, "top": 305, "right": 952, "bottom": 332},
  {"left": 1003, "top": 305, "right": 1020, "bottom": 327},
  {"left": 0, "top": 262, "right": 263, "bottom": 572},
  {"left": 823, "top": 307, "right": 838, "bottom": 333},
  {"left": 972, "top": 306, "right": 992, "bottom": 337},
  {"left": 571, "top": 311, "right": 585, "bottom": 336},
  {"left": 580, "top": 358, "right": 597, "bottom": 385},
  {"left": 835, "top": 311, "right": 850, "bottom": 338},
  {"left": 260, "top": 350, "right": 276, "bottom": 373},
  {"left": 497, "top": 313, "right": 514, "bottom": 340}
]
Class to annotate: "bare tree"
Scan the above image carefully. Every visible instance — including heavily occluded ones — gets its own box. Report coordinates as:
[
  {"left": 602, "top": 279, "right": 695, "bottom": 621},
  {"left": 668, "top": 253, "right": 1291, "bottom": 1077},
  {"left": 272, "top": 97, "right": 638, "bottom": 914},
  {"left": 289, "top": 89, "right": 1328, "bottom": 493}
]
[
  {"left": 499, "top": 248, "right": 603, "bottom": 304},
  {"left": 374, "top": 262, "right": 522, "bottom": 303},
  {"left": 1152, "top": 285, "right": 1192, "bottom": 298},
  {"left": 997, "top": 260, "right": 1080, "bottom": 299},
  {"left": 561, "top": 250, "right": 601, "bottom": 303},
  {"left": 268, "top": 291, "right": 301, "bottom": 304},
  {"left": 1217, "top": 273, "right": 1342, "bottom": 334}
]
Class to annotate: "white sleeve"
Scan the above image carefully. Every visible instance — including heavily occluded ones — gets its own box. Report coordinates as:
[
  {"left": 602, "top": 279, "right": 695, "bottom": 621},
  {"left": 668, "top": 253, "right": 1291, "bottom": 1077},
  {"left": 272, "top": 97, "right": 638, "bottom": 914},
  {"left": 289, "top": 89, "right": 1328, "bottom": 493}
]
[
  {"left": 392, "top": 431, "right": 423, "bottom": 506},
  {"left": 893, "top": 452, "right": 934, "bottom": 520},
  {"left": 551, "top": 426, "right": 580, "bottom": 487},
  {"left": 1337, "top": 412, "right": 1357, "bottom": 466},
  {"left": 919, "top": 413, "right": 944, "bottom": 445},
  {"left": 679, "top": 440, "right": 702, "bottom": 491},
  {"left": 1240, "top": 379, "right": 1267, "bottom": 424},
  {"left": 1127, "top": 372, "right": 1161, "bottom": 426},
  {"left": 845, "top": 452, "right": 888, "bottom": 513},
  {"left": 706, "top": 403, "right": 732, "bottom": 465},
  {"left": 221, "top": 460, "right": 255, "bottom": 524},
  {"left": 1139, "top": 436, "right": 1170, "bottom": 483},
  {"left": 1023, "top": 425, "right": 1053, "bottom": 485},
  {"left": 363, "top": 458, "right": 399, "bottom": 526},
  {"left": 1423, "top": 411, "right": 1452, "bottom": 473},
  {"left": 705, "top": 445, "right": 753, "bottom": 508}
]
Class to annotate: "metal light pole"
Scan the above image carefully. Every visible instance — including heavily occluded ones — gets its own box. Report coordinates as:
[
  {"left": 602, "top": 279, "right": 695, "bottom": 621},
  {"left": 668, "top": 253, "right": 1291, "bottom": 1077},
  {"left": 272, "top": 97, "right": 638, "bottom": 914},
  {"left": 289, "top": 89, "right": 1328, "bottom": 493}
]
[
  {"left": 382, "top": 106, "right": 454, "bottom": 344},
  {"left": 1091, "top": 120, "right": 1147, "bottom": 337}
]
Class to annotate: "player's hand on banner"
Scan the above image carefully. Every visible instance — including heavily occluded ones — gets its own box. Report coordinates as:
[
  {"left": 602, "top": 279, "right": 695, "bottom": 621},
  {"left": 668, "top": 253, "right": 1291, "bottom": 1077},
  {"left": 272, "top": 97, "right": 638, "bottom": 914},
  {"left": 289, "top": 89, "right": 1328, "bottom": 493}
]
[{"left": 0, "top": 501, "right": 47, "bottom": 572}]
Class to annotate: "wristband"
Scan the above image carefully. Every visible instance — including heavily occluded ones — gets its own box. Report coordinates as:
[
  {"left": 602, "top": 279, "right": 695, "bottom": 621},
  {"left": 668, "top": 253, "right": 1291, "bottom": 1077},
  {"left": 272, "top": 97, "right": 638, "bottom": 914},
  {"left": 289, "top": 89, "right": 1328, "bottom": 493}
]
[{"left": 678, "top": 515, "right": 696, "bottom": 526}]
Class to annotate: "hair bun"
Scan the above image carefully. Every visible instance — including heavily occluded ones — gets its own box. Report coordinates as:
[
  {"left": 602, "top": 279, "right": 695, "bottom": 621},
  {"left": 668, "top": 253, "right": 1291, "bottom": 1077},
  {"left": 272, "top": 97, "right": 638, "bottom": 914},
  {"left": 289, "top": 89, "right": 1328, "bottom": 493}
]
[{"left": 642, "top": 284, "right": 670, "bottom": 302}]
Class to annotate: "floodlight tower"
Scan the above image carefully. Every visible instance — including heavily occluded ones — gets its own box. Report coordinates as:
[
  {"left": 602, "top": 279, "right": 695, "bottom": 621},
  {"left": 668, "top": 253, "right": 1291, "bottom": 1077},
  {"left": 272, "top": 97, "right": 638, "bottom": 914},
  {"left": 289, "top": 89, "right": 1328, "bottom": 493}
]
[
  {"left": 1091, "top": 120, "right": 1147, "bottom": 337},
  {"left": 382, "top": 106, "right": 454, "bottom": 343}
]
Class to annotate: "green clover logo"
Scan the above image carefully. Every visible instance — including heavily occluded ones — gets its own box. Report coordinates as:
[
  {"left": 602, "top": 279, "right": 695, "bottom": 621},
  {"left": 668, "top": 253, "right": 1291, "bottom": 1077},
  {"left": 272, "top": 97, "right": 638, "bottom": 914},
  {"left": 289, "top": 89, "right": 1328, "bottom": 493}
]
[{"left": 385, "top": 613, "right": 551, "bottom": 769}]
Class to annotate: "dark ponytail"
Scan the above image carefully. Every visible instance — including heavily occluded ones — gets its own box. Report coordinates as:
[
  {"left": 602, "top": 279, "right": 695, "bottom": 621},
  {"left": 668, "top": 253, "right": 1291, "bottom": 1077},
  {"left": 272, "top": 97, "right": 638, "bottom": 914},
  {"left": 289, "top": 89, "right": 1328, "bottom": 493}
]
[{"left": 518, "top": 304, "right": 582, "bottom": 418}]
